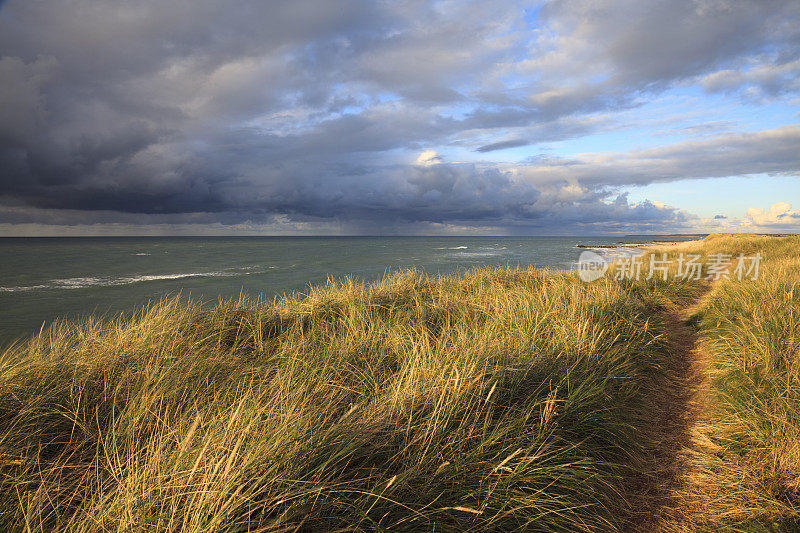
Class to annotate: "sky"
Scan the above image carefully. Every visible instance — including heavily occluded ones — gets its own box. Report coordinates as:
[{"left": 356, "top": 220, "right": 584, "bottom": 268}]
[{"left": 0, "top": 0, "right": 798, "bottom": 236}]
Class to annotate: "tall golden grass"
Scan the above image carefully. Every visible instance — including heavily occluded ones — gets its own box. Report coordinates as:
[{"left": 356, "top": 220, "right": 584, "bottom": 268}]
[
  {"left": 686, "top": 235, "right": 800, "bottom": 531},
  {"left": 0, "top": 234, "right": 797, "bottom": 531}
]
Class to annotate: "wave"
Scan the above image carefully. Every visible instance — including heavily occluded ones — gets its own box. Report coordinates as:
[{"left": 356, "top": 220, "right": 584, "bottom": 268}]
[
  {"left": 451, "top": 249, "right": 509, "bottom": 258},
  {"left": 0, "top": 284, "right": 51, "bottom": 293},
  {"left": 0, "top": 268, "right": 266, "bottom": 293}
]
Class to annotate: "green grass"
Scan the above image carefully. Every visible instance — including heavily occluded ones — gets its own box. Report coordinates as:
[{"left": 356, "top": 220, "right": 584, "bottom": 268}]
[{"left": 0, "top": 234, "right": 797, "bottom": 531}]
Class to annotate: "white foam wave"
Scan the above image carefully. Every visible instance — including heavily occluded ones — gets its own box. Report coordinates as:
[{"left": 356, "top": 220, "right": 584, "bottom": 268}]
[
  {"left": 0, "top": 269, "right": 265, "bottom": 293},
  {"left": 452, "top": 250, "right": 506, "bottom": 258},
  {"left": 0, "top": 284, "right": 50, "bottom": 293}
]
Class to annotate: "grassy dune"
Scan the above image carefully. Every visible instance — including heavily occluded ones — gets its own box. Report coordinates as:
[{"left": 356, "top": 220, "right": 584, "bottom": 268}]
[
  {"left": 0, "top": 234, "right": 797, "bottom": 531},
  {"left": 687, "top": 235, "right": 800, "bottom": 531}
]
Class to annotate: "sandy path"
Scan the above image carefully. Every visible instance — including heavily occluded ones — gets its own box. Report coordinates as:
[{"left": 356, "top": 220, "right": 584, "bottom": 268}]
[{"left": 621, "top": 282, "right": 718, "bottom": 532}]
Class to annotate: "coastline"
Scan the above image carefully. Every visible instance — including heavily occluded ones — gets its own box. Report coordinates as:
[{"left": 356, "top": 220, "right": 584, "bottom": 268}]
[
  {"left": 0, "top": 235, "right": 694, "bottom": 345},
  {"left": 574, "top": 236, "right": 706, "bottom": 249}
]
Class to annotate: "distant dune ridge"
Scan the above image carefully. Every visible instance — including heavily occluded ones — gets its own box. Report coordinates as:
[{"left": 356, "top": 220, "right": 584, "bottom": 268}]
[{"left": 0, "top": 234, "right": 797, "bottom": 531}]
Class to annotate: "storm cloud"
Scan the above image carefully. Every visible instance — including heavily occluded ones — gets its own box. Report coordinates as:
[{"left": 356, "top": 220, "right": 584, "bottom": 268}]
[{"left": 0, "top": 0, "right": 798, "bottom": 234}]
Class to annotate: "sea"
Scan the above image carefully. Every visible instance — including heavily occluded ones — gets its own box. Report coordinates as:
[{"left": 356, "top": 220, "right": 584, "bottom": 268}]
[{"left": 0, "top": 235, "right": 702, "bottom": 345}]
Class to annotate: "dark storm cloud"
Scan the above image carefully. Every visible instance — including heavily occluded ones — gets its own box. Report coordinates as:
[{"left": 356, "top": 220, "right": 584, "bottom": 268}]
[
  {"left": 0, "top": 0, "right": 798, "bottom": 233},
  {"left": 476, "top": 139, "right": 531, "bottom": 153}
]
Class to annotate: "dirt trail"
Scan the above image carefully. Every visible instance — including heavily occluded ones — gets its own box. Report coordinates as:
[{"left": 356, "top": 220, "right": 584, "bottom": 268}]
[{"left": 622, "top": 283, "right": 719, "bottom": 532}]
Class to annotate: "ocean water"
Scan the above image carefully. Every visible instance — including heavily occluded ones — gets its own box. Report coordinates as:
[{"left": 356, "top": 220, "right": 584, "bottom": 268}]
[{"left": 0, "top": 236, "right": 699, "bottom": 344}]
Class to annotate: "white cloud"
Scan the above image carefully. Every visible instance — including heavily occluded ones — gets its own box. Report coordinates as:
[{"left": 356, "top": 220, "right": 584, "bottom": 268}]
[
  {"left": 414, "top": 150, "right": 442, "bottom": 166},
  {"left": 745, "top": 202, "right": 800, "bottom": 227}
]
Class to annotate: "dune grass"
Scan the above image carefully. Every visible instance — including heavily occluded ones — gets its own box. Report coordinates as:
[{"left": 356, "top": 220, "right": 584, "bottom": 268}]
[
  {"left": 0, "top": 264, "right": 701, "bottom": 531},
  {"left": 0, "top": 234, "right": 797, "bottom": 531},
  {"left": 681, "top": 235, "right": 800, "bottom": 531}
]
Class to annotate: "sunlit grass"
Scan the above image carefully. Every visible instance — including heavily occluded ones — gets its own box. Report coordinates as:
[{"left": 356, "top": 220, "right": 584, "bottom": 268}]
[
  {"left": 0, "top": 234, "right": 797, "bottom": 531},
  {"left": 687, "top": 235, "right": 800, "bottom": 530}
]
